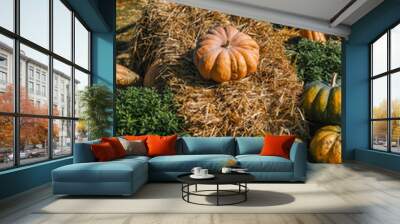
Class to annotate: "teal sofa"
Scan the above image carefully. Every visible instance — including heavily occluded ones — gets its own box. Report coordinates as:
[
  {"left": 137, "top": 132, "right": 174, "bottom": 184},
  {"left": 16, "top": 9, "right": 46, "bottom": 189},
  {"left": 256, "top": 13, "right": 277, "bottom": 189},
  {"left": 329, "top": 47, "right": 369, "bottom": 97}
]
[{"left": 52, "top": 137, "right": 307, "bottom": 196}]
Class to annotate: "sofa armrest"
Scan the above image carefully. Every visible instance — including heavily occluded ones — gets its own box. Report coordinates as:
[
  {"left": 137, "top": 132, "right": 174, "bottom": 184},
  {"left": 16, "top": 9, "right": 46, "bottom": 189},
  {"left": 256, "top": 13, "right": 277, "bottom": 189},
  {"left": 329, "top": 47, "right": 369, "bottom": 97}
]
[
  {"left": 289, "top": 142, "right": 307, "bottom": 182},
  {"left": 73, "top": 140, "right": 100, "bottom": 163}
]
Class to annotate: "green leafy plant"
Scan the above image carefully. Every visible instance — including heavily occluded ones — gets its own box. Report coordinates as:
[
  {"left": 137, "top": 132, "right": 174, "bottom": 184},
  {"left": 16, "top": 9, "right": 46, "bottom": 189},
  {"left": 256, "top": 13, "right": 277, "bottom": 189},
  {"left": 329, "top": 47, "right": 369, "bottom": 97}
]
[
  {"left": 287, "top": 38, "right": 342, "bottom": 84},
  {"left": 80, "top": 84, "right": 113, "bottom": 140},
  {"left": 116, "top": 87, "right": 183, "bottom": 136}
]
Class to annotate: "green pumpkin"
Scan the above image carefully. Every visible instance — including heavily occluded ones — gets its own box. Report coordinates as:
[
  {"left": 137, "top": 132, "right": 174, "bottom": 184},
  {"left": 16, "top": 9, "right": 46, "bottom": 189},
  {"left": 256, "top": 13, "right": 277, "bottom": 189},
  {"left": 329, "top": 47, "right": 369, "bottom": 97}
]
[{"left": 302, "top": 74, "right": 341, "bottom": 124}]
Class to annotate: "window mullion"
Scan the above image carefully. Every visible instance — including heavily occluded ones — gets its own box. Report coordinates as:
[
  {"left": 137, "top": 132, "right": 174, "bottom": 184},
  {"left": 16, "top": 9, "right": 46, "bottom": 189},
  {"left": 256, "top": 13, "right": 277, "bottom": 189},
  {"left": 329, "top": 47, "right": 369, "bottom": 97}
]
[
  {"left": 388, "top": 30, "right": 391, "bottom": 153},
  {"left": 370, "top": 44, "right": 372, "bottom": 149},
  {"left": 370, "top": 45, "right": 373, "bottom": 149},
  {"left": 71, "top": 10, "right": 76, "bottom": 155},
  {"left": 13, "top": 0, "right": 21, "bottom": 167},
  {"left": 48, "top": 0, "right": 54, "bottom": 160}
]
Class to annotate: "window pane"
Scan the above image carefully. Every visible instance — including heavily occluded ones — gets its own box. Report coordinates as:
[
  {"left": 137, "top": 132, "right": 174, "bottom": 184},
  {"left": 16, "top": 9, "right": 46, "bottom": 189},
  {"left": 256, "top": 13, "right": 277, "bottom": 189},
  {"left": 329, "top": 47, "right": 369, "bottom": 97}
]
[
  {"left": 53, "top": 59, "right": 72, "bottom": 117},
  {"left": 0, "top": 35, "right": 14, "bottom": 112},
  {"left": 20, "top": 44, "right": 49, "bottom": 115},
  {"left": 74, "top": 69, "right": 89, "bottom": 118},
  {"left": 0, "top": 116, "right": 13, "bottom": 170},
  {"left": 53, "top": 0, "right": 72, "bottom": 60},
  {"left": 20, "top": 0, "right": 49, "bottom": 49},
  {"left": 75, "top": 120, "right": 88, "bottom": 143},
  {"left": 372, "top": 33, "right": 387, "bottom": 76},
  {"left": 391, "top": 72, "right": 400, "bottom": 118},
  {"left": 372, "top": 76, "right": 387, "bottom": 119},
  {"left": 391, "top": 120, "right": 400, "bottom": 153},
  {"left": 0, "top": 0, "right": 14, "bottom": 31},
  {"left": 20, "top": 117, "right": 49, "bottom": 165},
  {"left": 372, "top": 121, "right": 388, "bottom": 151},
  {"left": 75, "top": 18, "right": 89, "bottom": 70},
  {"left": 391, "top": 24, "right": 400, "bottom": 70},
  {"left": 53, "top": 119, "right": 72, "bottom": 157}
]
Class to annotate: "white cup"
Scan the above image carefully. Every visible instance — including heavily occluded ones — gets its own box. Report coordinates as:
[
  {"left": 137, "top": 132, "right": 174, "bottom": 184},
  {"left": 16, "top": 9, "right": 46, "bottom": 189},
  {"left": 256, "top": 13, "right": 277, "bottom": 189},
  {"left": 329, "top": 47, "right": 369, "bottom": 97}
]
[
  {"left": 200, "top": 169, "right": 208, "bottom": 176},
  {"left": 191, "top": 167, "right": 202, "bottom": 176},
  {"left": 221, "top": 167, "right": 232, "bottom": 174}
]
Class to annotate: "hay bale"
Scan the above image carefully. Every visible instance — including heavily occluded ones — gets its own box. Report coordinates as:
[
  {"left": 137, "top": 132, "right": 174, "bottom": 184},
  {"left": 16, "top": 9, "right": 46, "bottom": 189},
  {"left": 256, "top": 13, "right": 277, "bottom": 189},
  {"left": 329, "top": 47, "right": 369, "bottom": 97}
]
[
  {"left": 129, "top": 0, "right": 308, "bottom": 138},
  {"left": 143, "top": 60, "right": 162, "bottom": 87}
]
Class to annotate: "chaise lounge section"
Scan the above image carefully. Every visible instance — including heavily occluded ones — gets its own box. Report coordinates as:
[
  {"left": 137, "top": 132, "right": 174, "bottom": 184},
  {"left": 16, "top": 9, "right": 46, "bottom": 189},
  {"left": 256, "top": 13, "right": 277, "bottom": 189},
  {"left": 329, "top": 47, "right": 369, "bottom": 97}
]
[
  {"left": 52, "top": 137, "right": 307, "bottom": 196},
  {"left": 52, "top": 140, "right": 149, "bottom": 196}
]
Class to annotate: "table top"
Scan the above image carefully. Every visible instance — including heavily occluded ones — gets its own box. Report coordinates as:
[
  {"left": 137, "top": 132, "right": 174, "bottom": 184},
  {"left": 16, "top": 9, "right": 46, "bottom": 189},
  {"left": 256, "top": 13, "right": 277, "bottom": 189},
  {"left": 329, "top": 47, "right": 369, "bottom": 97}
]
[{"left": 177, "top": 172, "right": 255, "bottom": 185}]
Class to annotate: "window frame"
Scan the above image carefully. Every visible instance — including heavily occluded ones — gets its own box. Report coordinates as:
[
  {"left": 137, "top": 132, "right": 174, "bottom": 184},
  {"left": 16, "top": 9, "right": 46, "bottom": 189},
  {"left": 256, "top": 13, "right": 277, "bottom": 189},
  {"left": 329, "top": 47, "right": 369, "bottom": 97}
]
[
  {"left": 370, "top": 22, "right": 400, "bottom": 154},
  {"left": 0, "top": 0, "right": 92, "bottom": 171},
  {"left": 0, "top": 53, "right": 8, "bottom": 89},
  {"left": 0, "top": 71, "right": 7, "bottom": 85},
  {"left": 0, "top": 53, "right": 7, "bottom": 68}
]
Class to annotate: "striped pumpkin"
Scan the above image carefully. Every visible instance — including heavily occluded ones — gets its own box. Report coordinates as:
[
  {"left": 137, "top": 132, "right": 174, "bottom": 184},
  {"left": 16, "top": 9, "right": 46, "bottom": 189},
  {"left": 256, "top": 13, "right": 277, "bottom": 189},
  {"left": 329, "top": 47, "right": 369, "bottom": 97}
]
[{"left": 302, "top": 74, "right": 341, "bottom": 124}]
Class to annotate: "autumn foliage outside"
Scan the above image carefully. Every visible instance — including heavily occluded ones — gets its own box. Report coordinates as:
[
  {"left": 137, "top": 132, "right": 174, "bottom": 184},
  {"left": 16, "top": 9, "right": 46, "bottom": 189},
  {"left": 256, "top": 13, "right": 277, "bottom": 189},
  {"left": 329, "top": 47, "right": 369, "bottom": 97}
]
[
  {"left": 0, "top": 85, "right": 59, "bottom": 163},
  {"left": 372, "top": 99, "right": 400, "bottom": 151}
]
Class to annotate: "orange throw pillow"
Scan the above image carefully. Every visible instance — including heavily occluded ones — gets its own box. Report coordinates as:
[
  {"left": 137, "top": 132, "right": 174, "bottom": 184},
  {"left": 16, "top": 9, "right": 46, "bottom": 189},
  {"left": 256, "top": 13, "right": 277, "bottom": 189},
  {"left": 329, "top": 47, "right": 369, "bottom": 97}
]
[
  {"left": 260, "top": 135, "right": 296, "bottom": 159},
  {"left": 124, "top": 135, "right": 148, "bottom": 141},
  {"left": 101, "top": 137, "right": 127, "bottom": 158},
  {"left": 91, "top": 142, "right": 117, "bottom": 161},
  {"left": 146, "top": 135, "right": 177, "bottom": 157}
]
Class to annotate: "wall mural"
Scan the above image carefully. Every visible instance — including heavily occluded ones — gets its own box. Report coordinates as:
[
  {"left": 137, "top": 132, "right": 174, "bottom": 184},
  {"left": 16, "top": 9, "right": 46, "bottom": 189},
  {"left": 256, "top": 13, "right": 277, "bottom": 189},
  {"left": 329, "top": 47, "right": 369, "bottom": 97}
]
[{"left": 116, "top": 0, "right": 342, "bottom": 163}]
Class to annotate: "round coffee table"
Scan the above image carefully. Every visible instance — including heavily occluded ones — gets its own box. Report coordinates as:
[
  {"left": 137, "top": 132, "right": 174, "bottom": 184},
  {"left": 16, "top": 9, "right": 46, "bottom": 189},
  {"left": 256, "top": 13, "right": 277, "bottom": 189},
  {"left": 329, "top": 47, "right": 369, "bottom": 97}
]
[{"left": 177, "top": 173, "right": 255, "bottom": 206}]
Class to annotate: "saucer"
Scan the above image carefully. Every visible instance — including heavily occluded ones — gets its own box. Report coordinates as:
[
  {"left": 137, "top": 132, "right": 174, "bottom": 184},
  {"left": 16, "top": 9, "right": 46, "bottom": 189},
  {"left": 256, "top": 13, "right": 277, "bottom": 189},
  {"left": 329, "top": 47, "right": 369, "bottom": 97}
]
[{"left": 190, "top": 174, "right": 215, "bottom": 179}]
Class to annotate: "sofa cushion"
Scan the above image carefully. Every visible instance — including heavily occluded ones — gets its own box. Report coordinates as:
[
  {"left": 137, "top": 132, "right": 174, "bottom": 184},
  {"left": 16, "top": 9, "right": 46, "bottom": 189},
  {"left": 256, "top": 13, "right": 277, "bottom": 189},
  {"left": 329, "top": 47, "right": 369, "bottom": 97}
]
[
  {"left": 259, "top": 135, "right": 295, "bottom": 159},
  {"left": 101, "top": 137, "right": 127, "bottom": 158},
  {"left": 149, "top": 154, "right": 235, "bottom": 172},
  {"left": 118, "top": 138, "right": 147, "bottom": 156},
  {"left": 53, "top": 158, "right": 147, "bottom": 183},
  {"left": 147, "top": 135, "right": 177, "bottom": 157},
  {"left": 91, "top": 142, "right": 118, "bottom": 161},
  {"left": 235, "top": 137, "right": 263, "bottom": 155},
  {"left": 178, "top": 137, "right": 235, "bottom": 155},
  {"left": 116, "top": 155, "right": 150, "bottom": 163},
  {"left": 124, "top": 135, "right": 148, "bottom": 141},
  {"left": 236, "top": 155, "right": 293, "bottom": 172}
]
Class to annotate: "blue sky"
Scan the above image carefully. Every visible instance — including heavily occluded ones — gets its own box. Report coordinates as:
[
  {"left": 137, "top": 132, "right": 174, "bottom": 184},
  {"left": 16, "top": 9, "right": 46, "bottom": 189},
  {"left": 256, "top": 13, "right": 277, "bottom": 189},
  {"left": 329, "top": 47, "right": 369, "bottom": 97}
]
[
  {"left": 0, "top": 0, "right": 89, "bottom": 72},
  {"left": 372, "top": 31, "right": 400, "bottom": 110}
]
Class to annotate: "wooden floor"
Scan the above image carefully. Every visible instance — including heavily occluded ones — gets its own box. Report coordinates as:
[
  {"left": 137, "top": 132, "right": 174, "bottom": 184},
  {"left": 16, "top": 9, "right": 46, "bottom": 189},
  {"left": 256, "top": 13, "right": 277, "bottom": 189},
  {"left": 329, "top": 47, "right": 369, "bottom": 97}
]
[{"left": 1, "top": 162, "right": 400, "bottom": 224}]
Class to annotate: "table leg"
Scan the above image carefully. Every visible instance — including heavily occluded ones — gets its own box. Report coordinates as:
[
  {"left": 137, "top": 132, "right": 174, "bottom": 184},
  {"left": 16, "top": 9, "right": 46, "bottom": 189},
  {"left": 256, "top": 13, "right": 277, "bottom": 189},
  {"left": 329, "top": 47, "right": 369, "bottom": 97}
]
[
  {"left": 217, "top": 184, "right": 219, "bottom": 206},
  {"left": 245, "top": 183, "right": 247, "bottom": 201},
  {"left": 181, "top": 184, "right": 183, "bottom": 199},
  {"left": 195, "top": 184, "right": 198, "bottom": 192},
  {"left": 187, "top": 184, "right": 190, "bottom": 202}
]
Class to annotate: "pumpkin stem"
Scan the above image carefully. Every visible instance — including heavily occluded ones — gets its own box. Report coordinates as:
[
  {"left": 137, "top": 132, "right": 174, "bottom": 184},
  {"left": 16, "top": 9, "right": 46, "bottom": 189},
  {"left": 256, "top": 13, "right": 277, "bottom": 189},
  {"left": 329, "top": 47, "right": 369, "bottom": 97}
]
[
  {"left": 331, "top": 73, "right": 338, "bottom": 87},
  {"left": 222, "top": 40, "right": 230, "bottom": 48}
]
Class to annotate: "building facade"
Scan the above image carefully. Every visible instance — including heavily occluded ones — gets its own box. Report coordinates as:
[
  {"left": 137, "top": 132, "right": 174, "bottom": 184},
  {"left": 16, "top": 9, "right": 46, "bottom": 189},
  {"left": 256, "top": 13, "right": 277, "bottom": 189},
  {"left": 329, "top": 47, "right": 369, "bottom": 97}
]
[{"left": 0, "top": 41, "right": 75, "bottom": 154}]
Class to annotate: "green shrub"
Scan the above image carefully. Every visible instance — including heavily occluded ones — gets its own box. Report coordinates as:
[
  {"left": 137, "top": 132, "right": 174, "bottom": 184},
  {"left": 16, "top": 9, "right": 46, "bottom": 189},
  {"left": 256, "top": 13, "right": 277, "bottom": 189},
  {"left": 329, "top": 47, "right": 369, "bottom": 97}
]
[
  {"left": 287, "top": 38, "right": 342, "bottom": 84},
  {"left": 80, "top": 84, "right": 114, "bottom": 140},
  {"left": 116, "top": 87, "right": 183, "bottom": 136}
]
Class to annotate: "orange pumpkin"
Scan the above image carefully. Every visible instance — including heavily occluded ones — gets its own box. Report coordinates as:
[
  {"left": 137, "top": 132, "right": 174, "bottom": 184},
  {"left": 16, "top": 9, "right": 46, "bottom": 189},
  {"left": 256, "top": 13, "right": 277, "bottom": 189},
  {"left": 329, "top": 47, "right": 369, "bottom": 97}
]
[
  {"left": 116, "top": 64, "right": 140, "bottom": 87},
  {"left": 194, "top": 26, "right": 259, "bottom": 83},
  {"left": 300, "top": 30, "right": 327, "bottom": 43},
  {"left": 310, "top": 125, "right": 342, "bottom": 164}
]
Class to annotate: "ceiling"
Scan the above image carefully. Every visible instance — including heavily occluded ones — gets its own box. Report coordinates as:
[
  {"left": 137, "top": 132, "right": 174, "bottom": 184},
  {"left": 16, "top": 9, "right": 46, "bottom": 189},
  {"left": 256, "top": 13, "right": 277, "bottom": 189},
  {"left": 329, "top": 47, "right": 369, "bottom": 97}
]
[
  {"left": 169, "top": 0, "right": 384, "bottom": 37},
  {"left": 66, "top": 0, "right": 114, "bottom": 32}
]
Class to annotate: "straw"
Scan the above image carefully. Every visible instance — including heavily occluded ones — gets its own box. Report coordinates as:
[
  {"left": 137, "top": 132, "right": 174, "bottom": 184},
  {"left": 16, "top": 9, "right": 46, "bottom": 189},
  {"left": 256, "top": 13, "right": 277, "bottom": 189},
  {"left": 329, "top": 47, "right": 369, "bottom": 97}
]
[{"left": 127, "top": 0, "right": 309, "bottom": 139}]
